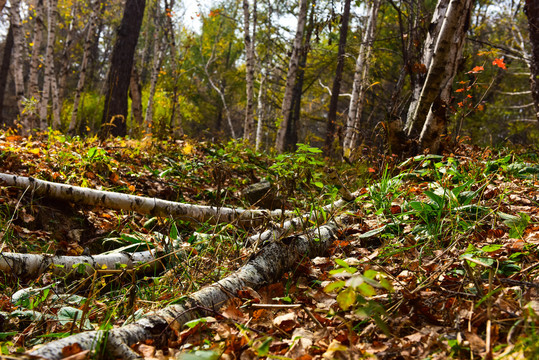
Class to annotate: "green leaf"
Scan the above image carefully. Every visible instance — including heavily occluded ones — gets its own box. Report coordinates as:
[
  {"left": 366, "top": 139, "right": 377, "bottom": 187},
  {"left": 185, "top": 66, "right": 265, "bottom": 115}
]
[
  {"left": 358, "top": 225, "right": 387, "bottom": 238},
  {"left": 170, "top": 222, "right": 179, "bottom": 240},
  {"left": 313, "top": 181, "right": 324, "bottom": 188},
  {"left": 257, "top": 337, "right": 273, "bottom": 356},
  {"left": 335, "top": 259, "right": 350, "bottom": 268},
  {"left": 481, "top": 244, "right": 502, "bottom": 252},
  {"left": 357, "top": 283, "right": 377, "bottom": 297},
  {"left": 184, "top": 317, "right": 208, "bottom": 329},
  {"left": 336, "top": 287, "right": 357, "bottom": 311},
  {"left": 179, "top": 350, "right": 221, "bottom": 360},
  {"left": 324, "top": 280, "right": 346, "bottom": 293}
]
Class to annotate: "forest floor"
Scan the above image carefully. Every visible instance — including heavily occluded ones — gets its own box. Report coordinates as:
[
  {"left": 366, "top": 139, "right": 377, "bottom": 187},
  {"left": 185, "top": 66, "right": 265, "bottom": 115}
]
[{"left": 0, "top": 130, "right": 539, "bottom": 359}]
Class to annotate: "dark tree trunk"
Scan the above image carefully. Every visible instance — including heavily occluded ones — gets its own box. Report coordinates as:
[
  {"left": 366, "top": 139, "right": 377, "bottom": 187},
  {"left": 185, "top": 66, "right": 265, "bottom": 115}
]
[
  {"left": 100, "top": 0, "right": 146, "bottom": 138},
  {"left": 324, "top": 0, "right": 351, "bottom": 156},
  {"left": 284, "top": 4, "right": 315, "bottom": 152},
  {"left": 525, "top": 0, "right": 539, "bottom": 124},
  {"left": 0, "top": 24, "right": 13, "bottom": 125}
]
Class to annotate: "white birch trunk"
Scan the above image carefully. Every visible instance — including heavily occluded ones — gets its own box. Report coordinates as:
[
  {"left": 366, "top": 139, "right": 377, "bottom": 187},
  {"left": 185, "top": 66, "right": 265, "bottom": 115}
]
[
  {"left": 255, "top": 70, "right": 267, "bottom": 151},
  {"left": 418, "top": 0, "right": 472, "bottom": 152},
  {"left": 243, "top": 0, "right": 256, "bottom": 143},
  {"left": 0, "top": 250, "right": 161, "bottom": 278},
  {"left": 50, "top": 63, "right": 61, "bottom": 129},
  {"left": 39, "top": 0, "right": 59, "bottom": 130},
  {"left": 28, "top": 0, "right": 45, "bottom": 100},
  {"left": 8, "top": 0, "right": 27, "bottom": 123},
  {"left": 403, "top": 0, "right": 469, "bottom": 138},
  {"left": 165, "top": 0, "right": 184, "bottom": 137},
  {"left": 29, "top": 218, "right": 339, "bottom": 360},
  {"left": 342, "top": 0, "right": 381, "bottom": 157},
  {"left": 68, "top": 0, "right": 101, "bottom": 134},
  {"left": 0, "top": 173, "right": 290, "bottom": 228},
  {"left": 275, "top": 0, "right": 308, "bottom": 153},
  {"left": 205, "top": 59, "right": 237, "bottom": 139}
]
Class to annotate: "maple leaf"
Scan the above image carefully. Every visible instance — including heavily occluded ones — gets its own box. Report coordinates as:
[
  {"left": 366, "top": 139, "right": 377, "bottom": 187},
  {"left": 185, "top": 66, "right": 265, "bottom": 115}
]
[
  {"left": 467, "top": 65, "right": 484, "bottom": 74},
  {"left": 492, "top": 58, "right": 507, "bottom": 69}
]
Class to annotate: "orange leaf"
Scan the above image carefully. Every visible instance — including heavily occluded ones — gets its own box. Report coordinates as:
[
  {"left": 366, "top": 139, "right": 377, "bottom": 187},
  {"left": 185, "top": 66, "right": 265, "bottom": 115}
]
[
  {"left": 492, "top": 58, "right": 507, "bottom": 69},
  {"left": 467, "top": 65, "right": 484, "bottom": 74},
  {"left": 455, "top": 88, "right": 465, "bottom": 93}
]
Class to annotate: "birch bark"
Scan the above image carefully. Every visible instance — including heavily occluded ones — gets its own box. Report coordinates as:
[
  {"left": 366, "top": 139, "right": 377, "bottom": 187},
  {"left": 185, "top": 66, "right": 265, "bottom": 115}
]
[
  {"left": 404, "top": 0, "right": 472, "bottom": 149},
  {"left": 39, "top": 0, "right": 59, "bottom": 130},
  {"left": 242, "top": 0, "right": 257, "bottom": 143},
  {"left": 0, "top": 173, "right": 291, "bottom": 228},
  {"left": 29, "top": 219, "right": 339, "bottom": 360},
  {"left": 144, "top": 33, "right": 164, "bottom": 134},
  {"left": 7, "top": 0, "right": 27, "bottom": 123},
  {"left": 0, "top": 25, "right": 13, "bottom": 125},
  {"left": 28, "top": 0, "right": 45, "bottom": 101},
  {"left": 275, "top": 0, "right": 308, "bottom": 153},
  {"left": 68, "top": 0, "right": 101, "bottom": 134},
  {"left": 342, "top": 0, "right": 381, "bottom": 157}
]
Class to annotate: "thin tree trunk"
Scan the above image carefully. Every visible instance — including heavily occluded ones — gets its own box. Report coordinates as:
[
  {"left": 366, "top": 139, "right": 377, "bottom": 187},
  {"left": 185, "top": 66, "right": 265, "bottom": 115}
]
[
  {"left": 0, "top": 173, "right": 290, "bottom": 228},
  {"left": 0, "top": 25, "right": 13, "bottom": 125},
  {"left": 525, "top": 0, "right": 539, "bottom": 124},
  {"left": 255, "top": 70, "right": 266, "bottom": 150},
  {"left": 39, "top": 0, "right": 59, "bottom": 130},
  {"left": 144, "top": 34, "right": 164, "bottom": 134},
  {"left": 8, "top": 0, "right": 27, "bottom": 124},
  {"left": 68, "top": 0, "right": 101, "bottom": 135},
  {"left": 324, "top": 0, "right": 351, "bottom": 156},
  {"left": 275, "top": 0, "right": 308, "bottom": 153},
  {"left": 164, "top": 0, "right": 183, "bottom": 138},
  {"left": 100, "top": 0, "right": 146, "bottom": 138},
  {"left": 242, "top": 0, "right": 257, "bottom": 143},
  {"left": 50, "top": 67, "right": 61, "bottom": 129},
  {"left": 28, "top": 0, "right": 45, "bottom": 100},
  {"left": 342, "top": 0, "right": 381, "bottom": 157},
  {"left": 129, "top": 67, "right": 144, "bottom": 133},
  {"left": 58, "top": 4, "right": 77, "bottom": 101}
]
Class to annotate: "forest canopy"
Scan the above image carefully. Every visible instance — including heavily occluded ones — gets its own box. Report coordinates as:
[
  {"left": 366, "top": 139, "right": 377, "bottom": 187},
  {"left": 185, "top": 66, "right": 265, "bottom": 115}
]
[{"left": 0, "top": 0, "right": 537, "bottom": 155}]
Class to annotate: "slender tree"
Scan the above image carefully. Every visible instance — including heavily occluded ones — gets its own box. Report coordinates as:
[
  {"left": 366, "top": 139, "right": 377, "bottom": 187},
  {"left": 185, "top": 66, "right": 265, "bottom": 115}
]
[
  {"left": 100, "top": 0, "right": 146, "bottom": 138},
  {"left": 524, "top": 0, "right": 539, "bottom": 124},
  {"left": 0, "top": 25, "right": 13, "bottom": 125},
  {"left": 28, "top": 0, "right": 45, "bottom": 101},
  {"left": 68, "top": 0, "right": 102, "bottom": 134},
  {"left": 8, "top": 0, "right": 27, "bottom": 124},
  {"left": 342, "top": 0, "right": 381, "bottom": 158},
  {"left": 243, "top": 0, "right": 257, "bottom": 143},
  {"left": 324, "top": 0, "right": 352, "bottom": 156},
  {"left": 39, "top": 0, "right": 59, "bottom": 130},
  {"left": 275, "top": 0, "right": 308, "bottom": 153}
]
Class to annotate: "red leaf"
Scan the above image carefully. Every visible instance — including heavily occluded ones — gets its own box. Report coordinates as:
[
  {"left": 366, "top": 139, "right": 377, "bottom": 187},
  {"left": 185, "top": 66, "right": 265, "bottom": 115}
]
[{"left": 492, "top": 58, "right": 507, "bottom": 69}]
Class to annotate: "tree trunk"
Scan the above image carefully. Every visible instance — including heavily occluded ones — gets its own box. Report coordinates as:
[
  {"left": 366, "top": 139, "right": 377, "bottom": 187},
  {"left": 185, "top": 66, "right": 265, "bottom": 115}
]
[
  {"left": 255, "top": 70, "right": 266, "bottom": 151},
  {"left": 404, "top": 0, "right": 472, "bottom": 153},
  {"left": 8, "top": 0, "right": 27, "bottom": 124},
  {"left": 58, "top": 4, "right": 77, "bottom": 102},
  {"left": 324, "top": 0, "right": 351, "bottom": 156},
  {"left": 342, "top": 0, "right": 381, "bottom": 158},
  {"left": 129, "top": 67, "right": 144, "bottom": 133},
  {"left": 164, "top": 0, "right": 184, "bottom": 138},
  {"left": 242, "top": 0, "right": 257, "bottom": 143},
  {"left": 100, "top": 0, "right": 146, "bottom": 138},
  {"left": 0, "top": 24, "right": 13, "bottom": 126},
  {"left": 525, "top": 0, "right": 539, "bottom": 124},
  {"left": 144, "top": 33, "right": 164, "bottom": 134},
  {"left": 0, "top": 173, "right": 290, "bottom": 228},
  {"left": 68, "top": 0, "right": 101, "bottom": 135},
  {"left": 29, "top": 219, "right": 339, "bottom": 360},
  {"left": 39, "top": 0, "right": 59, "bottom": 130},
  {"left": 28, "top": 0, "right": 45, "bottom": 101},
  {"left": 275, "top": 0, "right": 308, "bottom": 153}
]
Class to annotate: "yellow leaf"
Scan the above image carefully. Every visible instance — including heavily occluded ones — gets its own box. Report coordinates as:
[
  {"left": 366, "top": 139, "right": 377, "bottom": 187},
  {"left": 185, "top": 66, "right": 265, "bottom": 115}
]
[
  {"left": 182, "top": 142, "right": 193, "bottom": 155},
  {"left": 28, "top": 148, "right": 40, "bottom": 155}
]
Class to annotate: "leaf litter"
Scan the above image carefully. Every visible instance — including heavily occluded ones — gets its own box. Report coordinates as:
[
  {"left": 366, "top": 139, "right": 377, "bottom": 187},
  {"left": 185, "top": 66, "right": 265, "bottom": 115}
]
[{"left": 0, "top": 130, "right": 538, "bottom": 359}]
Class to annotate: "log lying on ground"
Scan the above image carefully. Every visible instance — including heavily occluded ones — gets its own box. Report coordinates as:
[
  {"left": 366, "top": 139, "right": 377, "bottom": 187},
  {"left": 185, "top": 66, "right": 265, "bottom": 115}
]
[
  {"left": 29, "top": 220, "right": 340, "bottom": 360},
  {"left": 0, "top": 173, "right": 289, "bottom": 227},
  {"left": 245, "top": 190, "right": 359, "bottom": 246},
  {"left": 0, "top": 249, "right": 165, "bottom": 278}
]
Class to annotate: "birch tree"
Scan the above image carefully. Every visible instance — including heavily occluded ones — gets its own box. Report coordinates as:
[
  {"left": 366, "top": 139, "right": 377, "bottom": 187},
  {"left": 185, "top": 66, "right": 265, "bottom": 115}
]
[
  {"left": 342, "top": 0, "right": 381, "bottom": 158},
  {"left": 0, "top": 25, "right": 13, "bottom": 125},
  {"left": 242, "top": 0, "right": 257, "bottom": 143},
  {"left": 404, "top": 0, "right": 473, "bottom": 153},
  {"left": 275, "top": 0, "right": 308, "bottom": 153},
  {"left": 68, "top": 0, "right": 102, "bottom": 134},
  {"left": 524, "top": 0, "right": 539, "bottom": 124},
  {"left": 39, "top": 0, "right": 59, "bottom": 130},
  {"left": 7, "top": 0, "right": 27, "bottom": 124},
  {"left": 324, "top": 0, "right": 352, "bottom": 156},
  {"left": 28, "top": 0, "right": 45, "bottom": 101}
]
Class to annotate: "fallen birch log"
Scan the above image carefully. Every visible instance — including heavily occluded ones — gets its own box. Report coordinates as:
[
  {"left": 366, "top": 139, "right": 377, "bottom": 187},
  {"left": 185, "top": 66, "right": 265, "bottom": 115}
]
[
  {"left": 29, "top": 220, "right": 340, "bottom": 359},
  {"left": 245, "top": 190, "right": 359, "bottom": 246},
  {"left": 0, "top": 249, "right": 166, "bottom": 278},
  {"left": 0, "top": 173, "right": 288, "bottom": 227}
]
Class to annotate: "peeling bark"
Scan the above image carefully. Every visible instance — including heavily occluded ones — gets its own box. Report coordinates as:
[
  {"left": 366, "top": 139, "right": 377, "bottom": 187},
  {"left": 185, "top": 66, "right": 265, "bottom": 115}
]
[
  {"left": 0, "top": 250, "right": 161, "bottom": 278},
  {"left": 29, "top": 219, "right": 339, "bottom": 359},
  {"left": 0, "top": 173, "right": 290, "bottom": 227}
]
